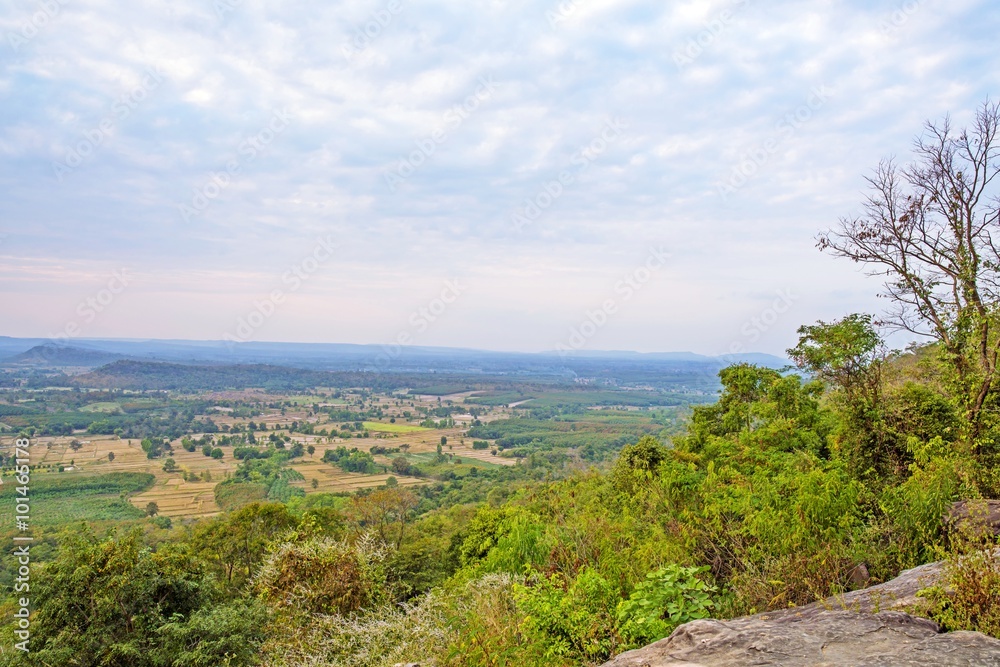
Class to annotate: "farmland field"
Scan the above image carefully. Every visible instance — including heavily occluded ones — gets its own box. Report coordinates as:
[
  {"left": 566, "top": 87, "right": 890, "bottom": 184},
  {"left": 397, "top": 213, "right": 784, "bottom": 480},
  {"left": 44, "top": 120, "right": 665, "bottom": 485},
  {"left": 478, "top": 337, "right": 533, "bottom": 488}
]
[{"left": 362, "top": 421, "right": 429, "bottom": 433}]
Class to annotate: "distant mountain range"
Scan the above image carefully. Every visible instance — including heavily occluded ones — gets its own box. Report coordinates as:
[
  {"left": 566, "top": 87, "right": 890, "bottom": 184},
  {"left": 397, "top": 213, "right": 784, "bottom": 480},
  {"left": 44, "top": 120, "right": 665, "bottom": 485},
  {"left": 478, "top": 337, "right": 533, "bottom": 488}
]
[{"left": 0, "top": 337, "right": 789, "bottom": 384}]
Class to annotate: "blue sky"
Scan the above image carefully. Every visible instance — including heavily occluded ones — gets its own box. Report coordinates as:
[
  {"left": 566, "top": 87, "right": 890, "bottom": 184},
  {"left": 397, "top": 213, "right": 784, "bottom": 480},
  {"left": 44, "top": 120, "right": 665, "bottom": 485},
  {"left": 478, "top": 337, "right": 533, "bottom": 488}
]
[{"left": 0, "top": 0, "right": 997, "bottom": 355}]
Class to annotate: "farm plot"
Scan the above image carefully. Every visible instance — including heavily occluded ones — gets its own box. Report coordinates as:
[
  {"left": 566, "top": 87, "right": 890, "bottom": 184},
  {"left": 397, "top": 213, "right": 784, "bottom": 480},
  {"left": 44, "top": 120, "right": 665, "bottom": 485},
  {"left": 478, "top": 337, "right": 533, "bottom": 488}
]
[
  {"left": 362, "top": 421, "right": 428, "bottom": 434},
  {"left": 287, "top": 458, "right": 426, "bottom": 493},
  {"left": 130, "top": 478, "right": 219, "bottom": 519}
]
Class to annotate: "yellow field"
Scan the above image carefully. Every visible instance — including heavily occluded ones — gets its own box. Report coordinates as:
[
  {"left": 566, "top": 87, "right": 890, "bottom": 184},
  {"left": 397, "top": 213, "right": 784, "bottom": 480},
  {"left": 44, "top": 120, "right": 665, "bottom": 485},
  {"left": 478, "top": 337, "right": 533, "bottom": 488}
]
[
  {"left": 362, "top": 421, "right": 428, "bottom": 433},
  {"left": 131, "top": 479, "right": 219, "bottom": 519}
]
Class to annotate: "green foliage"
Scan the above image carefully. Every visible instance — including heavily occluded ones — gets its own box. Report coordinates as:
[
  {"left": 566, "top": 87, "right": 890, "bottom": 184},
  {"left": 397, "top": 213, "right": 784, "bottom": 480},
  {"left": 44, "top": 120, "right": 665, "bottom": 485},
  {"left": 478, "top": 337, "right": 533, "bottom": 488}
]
[
  {"left": 788, "top": 314, "right": 881, "bottom": 389},
  {"left": 214, "top": 482, "right": 269, "bottom": 512},
  {"left": 23, "top": 529, "right": 207, "bottom": 667},
  {"left": 322, "top": 446, "right": 379, "bottom": 474},
  {"left": 457, "top": 506, "right": 550, "bottom": 574},
  {"left": 156, "top": 600, "right": 269, "bottom": 667},
  {"left": 881, "top": 449, "right": 976, "bottom": 565},
  {"left": 920, "top": 530, "right": 1000, "bottom": 638},
  {"left": 192, "top": 502, "right": 297, "bottom": 590},
  {"left": 616, "top": 565, "right": 716, "bottom": 645},
  {"left": 514, "top": 568, "right": 622, "bottom": 660},
  {"left": 612, "top": 435, "right": 669, "bottom": 493}
]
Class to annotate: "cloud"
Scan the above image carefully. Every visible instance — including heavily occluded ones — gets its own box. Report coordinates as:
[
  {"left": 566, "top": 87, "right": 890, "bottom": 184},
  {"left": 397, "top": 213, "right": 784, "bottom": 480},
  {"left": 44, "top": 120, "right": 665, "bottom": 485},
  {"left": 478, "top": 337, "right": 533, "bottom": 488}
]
[{"left": 0, "top": 0, "right": 997, "bottom": 354}]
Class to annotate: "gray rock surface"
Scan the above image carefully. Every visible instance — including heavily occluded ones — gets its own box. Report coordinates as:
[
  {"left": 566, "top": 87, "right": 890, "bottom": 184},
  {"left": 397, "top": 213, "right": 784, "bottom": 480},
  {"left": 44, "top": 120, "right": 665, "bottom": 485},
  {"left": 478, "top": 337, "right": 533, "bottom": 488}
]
[
  {"left": 948, "top": 499, "right": 1000, "bottom": 537},
  {"left": 601, "top": 610, "right": 1000, "bottom": 666},
  {"left": 601, "top": 559, "right": 1000, "bottom": 667}
]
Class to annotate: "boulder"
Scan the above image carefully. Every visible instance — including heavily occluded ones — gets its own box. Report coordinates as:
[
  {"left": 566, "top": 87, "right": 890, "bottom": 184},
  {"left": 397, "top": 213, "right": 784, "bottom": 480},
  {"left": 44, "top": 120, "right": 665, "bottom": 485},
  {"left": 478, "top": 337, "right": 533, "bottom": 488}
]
[
  {"left": 601, "top": 610, "right": 1000, "bottom": 667},
  {"left": 601, "top": 558, "right": 1000, "bottom": 667},
  {"left": 948, "top": 499, "right": 1000, "bottom": 537}
]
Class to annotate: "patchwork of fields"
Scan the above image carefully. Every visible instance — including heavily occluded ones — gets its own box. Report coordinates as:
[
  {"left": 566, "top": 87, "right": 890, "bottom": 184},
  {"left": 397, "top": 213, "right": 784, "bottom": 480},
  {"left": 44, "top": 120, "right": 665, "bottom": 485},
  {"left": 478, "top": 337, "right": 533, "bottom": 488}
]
[{"left": 0, "top": 389, "right": 519, "bottom": 519}]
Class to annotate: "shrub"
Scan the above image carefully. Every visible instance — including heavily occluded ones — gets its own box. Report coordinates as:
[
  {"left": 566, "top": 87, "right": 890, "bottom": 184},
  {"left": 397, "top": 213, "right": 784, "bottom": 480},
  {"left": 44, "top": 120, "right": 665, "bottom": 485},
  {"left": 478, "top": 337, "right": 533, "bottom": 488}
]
[
  {"left": 616, "top": 565, "right": 716, "bottom": 646},
  {"left": 920, "top": 526, "right": 1000, "bottom": 638},
  {"left": 255, "top": 534, "right": 387, "bottom": 616},
  {"left": 514, "top": 567, "right": 622, "bottom": 660}
]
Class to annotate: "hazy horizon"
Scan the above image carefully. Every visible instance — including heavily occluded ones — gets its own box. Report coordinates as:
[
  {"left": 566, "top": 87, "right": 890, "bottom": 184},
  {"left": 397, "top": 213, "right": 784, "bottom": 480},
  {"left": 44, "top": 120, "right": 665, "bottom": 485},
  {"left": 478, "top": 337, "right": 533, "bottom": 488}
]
[{"left": 0, "top": 333, "right": 792, "bottom": 361}]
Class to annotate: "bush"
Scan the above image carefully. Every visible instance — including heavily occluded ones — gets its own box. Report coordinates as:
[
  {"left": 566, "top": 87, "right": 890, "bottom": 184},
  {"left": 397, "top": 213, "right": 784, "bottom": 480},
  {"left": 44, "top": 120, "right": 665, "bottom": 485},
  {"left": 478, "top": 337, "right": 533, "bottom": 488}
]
[
  {"left": 255, "top": 535, "right": 387, "bottom": 616},
  {"left": 616, "top": 565, "right": 716, "bottom": 646},
  {"left": 920, "top": 529, "right": 1000, "bottom": 638},
  {"left": 514, "top": 568, "right": 622, "bottom": 660},
  {"left": 155, "top": 600, "right": 269, "bottom": 667}
]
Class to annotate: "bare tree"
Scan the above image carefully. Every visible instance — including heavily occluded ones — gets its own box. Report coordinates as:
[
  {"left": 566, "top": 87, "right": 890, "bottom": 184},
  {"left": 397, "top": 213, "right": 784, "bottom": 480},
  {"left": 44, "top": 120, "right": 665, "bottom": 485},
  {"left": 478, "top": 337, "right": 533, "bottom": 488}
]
[{"left": 818, "top": 101, "right": 1000, "bottom": 439}]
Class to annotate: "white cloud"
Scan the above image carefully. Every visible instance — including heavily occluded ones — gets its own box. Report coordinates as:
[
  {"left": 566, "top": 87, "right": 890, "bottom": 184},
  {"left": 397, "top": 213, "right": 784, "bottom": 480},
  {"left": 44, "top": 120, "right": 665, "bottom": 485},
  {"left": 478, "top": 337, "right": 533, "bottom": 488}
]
[{"left": 0, "top": 0, "right": 997, "bottom": 354}]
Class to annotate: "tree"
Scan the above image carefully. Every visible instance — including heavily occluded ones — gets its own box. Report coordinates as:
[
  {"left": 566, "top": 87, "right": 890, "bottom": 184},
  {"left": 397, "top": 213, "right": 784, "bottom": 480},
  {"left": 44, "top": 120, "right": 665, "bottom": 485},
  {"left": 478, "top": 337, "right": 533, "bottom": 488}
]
[
  {"left": 107, "top": 451, "right": 115, "bottom": 462},
  {"left": 192, "top": 502, "right": 296, "bottom": 587},
  {"left": 392, "top": 456, "right": 413, "bottom": 476},
  {"left": 819, "top": 101, "right": 1000, "bottom": 450},
  {"left": 162, "top": 457, "right": 177, "bottom": 473},
  {"left": 788, "top": 314, "right": 883, "bottom": 400},
  {"left": 789, "top": 315, "right": 895, "bottom": 477},
  {"left": 145, "top": 502, "right": 159, "bottom": 517},
  {"left": 349, "top": 488, "right": 419, "bottom": 548},
  {"left": 441, "top": 436, "right": 448, "bottom": 446},
  {"left": 307, "top": 444, "right": 316, "bottom": 456},
  {"left": 26, "top": 529, "right": 207, "bottom": 667}
]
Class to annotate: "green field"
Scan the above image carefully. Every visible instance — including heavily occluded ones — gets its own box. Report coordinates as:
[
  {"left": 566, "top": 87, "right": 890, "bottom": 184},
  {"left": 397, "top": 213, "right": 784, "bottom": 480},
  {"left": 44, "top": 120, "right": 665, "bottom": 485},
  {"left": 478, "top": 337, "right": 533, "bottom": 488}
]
[
  {"left": 81, "top": 401, "right": 122, "bottom": 413},
  {"left": 363, "top": 421, "right": 429, "bottom": 433},
  {"left": 0, "top": 472, "right": 154, "bottom": 525}
]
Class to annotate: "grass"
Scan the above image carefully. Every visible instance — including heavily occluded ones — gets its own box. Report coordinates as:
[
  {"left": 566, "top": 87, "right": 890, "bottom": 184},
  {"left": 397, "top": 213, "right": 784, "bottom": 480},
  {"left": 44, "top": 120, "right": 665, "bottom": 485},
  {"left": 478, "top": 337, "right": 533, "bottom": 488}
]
[
  {"left": 80, "top": 401, "right": 122, "bottom": 413},
  {"left": 0, "top": 472, "right": 153, "bottom": 526},
  {"left": 363, "top": 421, "right": 429, "bottom": 434}
]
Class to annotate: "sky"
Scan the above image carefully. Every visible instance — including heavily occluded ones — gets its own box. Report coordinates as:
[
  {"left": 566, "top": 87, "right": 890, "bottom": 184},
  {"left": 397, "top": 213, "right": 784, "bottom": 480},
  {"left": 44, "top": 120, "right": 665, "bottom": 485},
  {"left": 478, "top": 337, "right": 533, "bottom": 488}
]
[{"left": 0, "top": 0, "right": 997, "bottom": 356}]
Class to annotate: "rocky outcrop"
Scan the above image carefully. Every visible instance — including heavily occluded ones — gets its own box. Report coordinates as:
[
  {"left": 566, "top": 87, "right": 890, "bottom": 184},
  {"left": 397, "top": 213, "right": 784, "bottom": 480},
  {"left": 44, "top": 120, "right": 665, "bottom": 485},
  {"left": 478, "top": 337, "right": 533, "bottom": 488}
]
[
  {"left": 601, "top": 559, "right": 1000, "bottom": 667},
  {"left": 759, "top": 559, "right": 945, "bottom": 618},
  {"left": 601, "top": 610, "right": 1000, "bottom": 666},
  {"left": 948, "top": 499, "right": 1000, "bottom": 537}
]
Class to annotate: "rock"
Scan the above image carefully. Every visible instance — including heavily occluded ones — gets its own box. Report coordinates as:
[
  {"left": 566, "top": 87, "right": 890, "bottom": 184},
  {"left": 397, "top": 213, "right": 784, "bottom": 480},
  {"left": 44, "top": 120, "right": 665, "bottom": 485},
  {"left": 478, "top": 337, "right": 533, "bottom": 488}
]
[
  {"left": 600, "top": 557, "right": 1000, "bottom": 667},
  {"left": 601, "top": 610, "right": 1000, "bottom": 667},
  {"left": 761, "top": 559, "right": 946, "bottom": 618},
  {"left": 948, "top": 499, "right": 1000, "bottom": 537}
]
